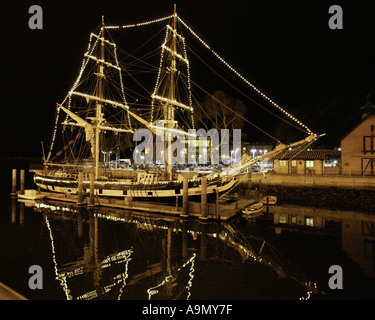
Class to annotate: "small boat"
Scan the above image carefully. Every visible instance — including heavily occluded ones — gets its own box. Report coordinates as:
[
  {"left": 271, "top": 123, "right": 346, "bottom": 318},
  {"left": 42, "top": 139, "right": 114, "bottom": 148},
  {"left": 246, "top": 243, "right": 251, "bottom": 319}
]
[
  {"left": 242, "top": 202, "right": 264, "bottom": 215},
  {"left": 261, "top": 195, "right": 277, "bottom": 205},
  {"left": 18, "top": 189, "right": 45, "bottom": 201}
]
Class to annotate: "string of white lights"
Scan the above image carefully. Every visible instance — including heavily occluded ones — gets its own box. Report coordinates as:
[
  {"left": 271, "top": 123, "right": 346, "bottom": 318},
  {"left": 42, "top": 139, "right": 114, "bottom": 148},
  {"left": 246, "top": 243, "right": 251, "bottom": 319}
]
[
  {"left": 105, "top": 15, "right": 173, "bottom": 29},
  {"left": 113, "top": 41, "right": 133, "bottom": 131},
  {"left": 177, "top": 16, "right": 314, "bottom": 135},
  {"left": 150, "top": 22, "right": 195, "bottom": 129},
  {"left": 48, "top": 27, "right": 136, "bottom": 160},
  {"left": 150, "top": 27, "right": 169, "bottom": 123},
  {"left": 47, "top": 31, "right": 101, "bottom": 160}
]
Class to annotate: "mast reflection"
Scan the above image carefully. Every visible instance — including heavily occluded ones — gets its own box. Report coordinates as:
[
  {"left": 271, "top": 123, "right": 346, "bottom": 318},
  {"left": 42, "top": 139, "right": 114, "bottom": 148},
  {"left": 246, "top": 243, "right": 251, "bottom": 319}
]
[{"left": 23, "top": 200, "right": 324, "bottom": 300}]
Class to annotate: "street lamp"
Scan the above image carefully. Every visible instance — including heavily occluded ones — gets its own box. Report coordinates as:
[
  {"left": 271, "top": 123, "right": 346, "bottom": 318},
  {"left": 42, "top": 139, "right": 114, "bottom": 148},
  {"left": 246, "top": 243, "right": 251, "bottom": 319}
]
[{"left": 250, "top": 148, "right": 256, "bottom": 159}]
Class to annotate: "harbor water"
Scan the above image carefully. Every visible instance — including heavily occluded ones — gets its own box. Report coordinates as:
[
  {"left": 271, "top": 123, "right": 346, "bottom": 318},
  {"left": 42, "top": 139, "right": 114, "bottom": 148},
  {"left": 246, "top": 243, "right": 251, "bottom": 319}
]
[{"left": 0, "top": 160, "right": 374, "bottom": 300}]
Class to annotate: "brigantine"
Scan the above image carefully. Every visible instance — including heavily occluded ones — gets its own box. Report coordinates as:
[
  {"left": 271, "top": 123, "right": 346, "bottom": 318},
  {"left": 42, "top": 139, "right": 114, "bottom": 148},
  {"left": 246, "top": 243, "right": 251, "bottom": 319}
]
[{"left": 32, "top": 6, "right": 321, "bottom": 200}]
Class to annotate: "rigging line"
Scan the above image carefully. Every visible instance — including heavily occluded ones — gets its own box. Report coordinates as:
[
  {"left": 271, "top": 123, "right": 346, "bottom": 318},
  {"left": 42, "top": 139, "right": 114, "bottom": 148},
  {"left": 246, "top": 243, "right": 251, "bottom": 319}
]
[
  {"left": 185, "top": 76, "right": 282, "bottom": 144},
  {"left": 47, "top": 27, "right": 102, "bottom": 160},
  {"left": 123, "top": 67, "right": 154, "bottom": 98},
  {"left": 279, "top": 139, "right": 316, "bottom": 162},
  {"left": 177, "top": 16, "right": 313, "bottom": 135},
  {"left": 185, "top": 45, "right": 308, "bottom": 134},
  {"left": 116, "top": 41, "right": 162, "bottom": 65},
  {"left": 269, "top": 139, "right": 315, "bottom": 177},
  {"left": 126, "top": 25, "right": 167, "bottom": 57},
  {"left": 105, "top": 14, "right": 174, "bottom": 29}
]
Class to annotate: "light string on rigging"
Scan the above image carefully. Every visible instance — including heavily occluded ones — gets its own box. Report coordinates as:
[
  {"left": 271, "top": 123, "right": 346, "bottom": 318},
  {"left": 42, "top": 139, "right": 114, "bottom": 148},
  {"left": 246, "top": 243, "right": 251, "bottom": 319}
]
[
  {"left": 105, "top": 15, "right": 174, "bottom": 29},
  {"left": 105, "top": 13, "right": 314, "bottom": 135},
  {"left": 48, "top": 12, "right": 316, "bottom": 161},
  {"left": 176, "top": 16, "right": 315, "bottom": 136},
  {"left": 47, "top": 29, "right": 102, "bottom": 160}
]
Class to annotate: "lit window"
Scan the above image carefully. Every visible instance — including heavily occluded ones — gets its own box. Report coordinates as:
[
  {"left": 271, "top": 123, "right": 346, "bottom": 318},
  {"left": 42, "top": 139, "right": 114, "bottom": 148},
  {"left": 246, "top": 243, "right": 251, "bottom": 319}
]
[
  {"left": 306, "top": 160, "right": 314, "bottom": 167},
  {"left": 279, "top": 160, "right": 287, "bottom": 167},
  {"left": 291, "top": 160, "right": 296, "bottom": 167},
  {"left": 306, "top": 218, "right": 314, "bottom": 226},
  {"left": 291, "top": 216, "right": 297, "bottom": 224},
  {"left": 279, "top": 216, "right": 287, "bottom": 223}
]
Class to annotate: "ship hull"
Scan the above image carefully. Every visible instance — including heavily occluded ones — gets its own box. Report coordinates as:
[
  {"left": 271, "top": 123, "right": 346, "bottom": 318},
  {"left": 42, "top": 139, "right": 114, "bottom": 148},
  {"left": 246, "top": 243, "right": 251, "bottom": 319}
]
[{"left": 33, "top": 171, "right": 238, "bottom": 200}]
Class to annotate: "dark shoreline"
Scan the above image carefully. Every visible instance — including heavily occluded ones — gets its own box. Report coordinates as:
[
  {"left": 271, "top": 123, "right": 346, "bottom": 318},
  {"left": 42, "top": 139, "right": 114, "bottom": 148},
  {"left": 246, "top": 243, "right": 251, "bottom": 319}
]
[{"left": 253, "top": 184, "right": 375, "bottom": 214}]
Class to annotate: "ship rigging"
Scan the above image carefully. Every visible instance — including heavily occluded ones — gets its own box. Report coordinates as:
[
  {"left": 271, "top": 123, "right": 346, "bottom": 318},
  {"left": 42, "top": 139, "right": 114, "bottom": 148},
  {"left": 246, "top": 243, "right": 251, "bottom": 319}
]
[{"left": 33, "top": 6, "right": 322, "bottom": 200}]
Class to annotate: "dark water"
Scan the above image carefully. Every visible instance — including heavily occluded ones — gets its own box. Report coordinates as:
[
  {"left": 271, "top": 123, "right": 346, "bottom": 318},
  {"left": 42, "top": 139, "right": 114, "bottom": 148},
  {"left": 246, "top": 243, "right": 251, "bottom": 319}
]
[{"left": 1, "top": 160, "right": 375, "bottom": 300}]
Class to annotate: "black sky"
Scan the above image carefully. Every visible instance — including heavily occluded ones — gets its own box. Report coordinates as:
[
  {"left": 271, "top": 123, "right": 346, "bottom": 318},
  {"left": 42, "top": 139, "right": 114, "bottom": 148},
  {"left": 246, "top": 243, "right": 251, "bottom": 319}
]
[{"left": 2, "top": 0, "right": 375, "bottom": 157}]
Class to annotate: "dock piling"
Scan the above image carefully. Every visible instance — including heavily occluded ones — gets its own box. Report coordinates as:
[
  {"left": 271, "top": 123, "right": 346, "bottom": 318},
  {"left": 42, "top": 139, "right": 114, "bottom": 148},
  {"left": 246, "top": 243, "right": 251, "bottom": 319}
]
[
  {"left": 11, "top": 169, "right": 17, "bottom": 196},
  {"left": 124, "top": 196, "right": 133, "bottom": 206},
  {"left": 20, "top": 170, "right": 25, "bottom": 195},
  {"left": 215, "top": 188, "right": 219, "bottom": 219},
  {"left": 200, "top": 177, "right": 208, "bottom": 219},
  {"left": 89, "top": 171, "right": 95, "bottom": 206},
  {"left": 77, "top": 171, "right": 84, "bottom": 204},
  {"left": 182, "top": 176, "right": 189, "bottom": 216}
]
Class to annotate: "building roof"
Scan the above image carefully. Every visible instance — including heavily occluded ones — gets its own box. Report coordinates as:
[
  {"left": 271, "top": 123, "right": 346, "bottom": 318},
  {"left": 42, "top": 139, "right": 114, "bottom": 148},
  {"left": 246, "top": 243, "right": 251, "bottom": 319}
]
[
  {"left": 340, "top": 113, "right": 375, "bottom": 143},
  {"left": 273, "top": 149, "right": 341, "bottom": 160}
]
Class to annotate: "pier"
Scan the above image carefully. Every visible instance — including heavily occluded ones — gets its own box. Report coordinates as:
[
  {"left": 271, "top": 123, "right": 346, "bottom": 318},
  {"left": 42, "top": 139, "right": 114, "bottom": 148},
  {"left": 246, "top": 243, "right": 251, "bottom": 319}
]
[
  {"left": 12, "top": 168, "right": 255, "bottom": 221},
  {"left": 38, "top": 192, "right": 253, "bottom": 221}
]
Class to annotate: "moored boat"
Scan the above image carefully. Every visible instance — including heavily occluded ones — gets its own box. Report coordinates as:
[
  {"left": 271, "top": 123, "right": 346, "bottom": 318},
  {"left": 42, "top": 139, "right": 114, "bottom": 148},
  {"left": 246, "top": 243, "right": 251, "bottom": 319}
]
[
  {"left": 18, "top": 189, "right": 45, "bottom": 201},
  {"left": 242, "top": 202, "right": 264, "bottom": 216},
  {"left": 31, "top": 6, "right": 321, "bottom": 202},
  {"left": 261, "top": 195, "right": 277, "bottom": 205}
]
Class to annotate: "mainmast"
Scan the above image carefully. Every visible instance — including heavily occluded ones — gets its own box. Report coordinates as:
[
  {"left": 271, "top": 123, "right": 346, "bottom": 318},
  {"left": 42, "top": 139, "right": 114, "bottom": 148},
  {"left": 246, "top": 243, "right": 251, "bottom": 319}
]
[
  {"left": 166, "top": 5, "right": 177, "bottom": 180},
  {"left": 94, "top": 16, "right": 106, "bottom": 178},
  {"left": 149, "top": 5, "right": 194, "bottom": 179}
]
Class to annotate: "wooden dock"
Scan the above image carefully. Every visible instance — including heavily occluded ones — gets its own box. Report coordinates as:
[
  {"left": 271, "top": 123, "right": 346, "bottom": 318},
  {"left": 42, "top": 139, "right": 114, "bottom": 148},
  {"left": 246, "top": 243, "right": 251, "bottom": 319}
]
[
  {"left": 11, "top": 169, "right": 255, "bottom": 221},
  {"left": 41, "top": 192, "right": 255, "bottom": 221}
]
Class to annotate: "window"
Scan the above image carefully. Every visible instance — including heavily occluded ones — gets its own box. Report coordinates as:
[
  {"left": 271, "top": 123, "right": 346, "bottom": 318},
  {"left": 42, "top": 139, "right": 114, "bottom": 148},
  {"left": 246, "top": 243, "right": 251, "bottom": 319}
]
[
  {"left": 306, "top": 217, "right": 314, "bottom": 226},
  {"left": 279, "top": 160, "right": 287, "bottom": 167},
  {"left": 279, "top": 216, "right": 287, "bottom": 223},
  {"left": 306, "top": 160, "right": 314, "bottom": 167},
  {"left": 363, "top": 136, "right": 374, "bottom": 154},
  {"left": 291, "top": 160, "right": 297, "bottom": 167},
  {"left": 291, "top": 216, "right": 297, "bottom": 224}
]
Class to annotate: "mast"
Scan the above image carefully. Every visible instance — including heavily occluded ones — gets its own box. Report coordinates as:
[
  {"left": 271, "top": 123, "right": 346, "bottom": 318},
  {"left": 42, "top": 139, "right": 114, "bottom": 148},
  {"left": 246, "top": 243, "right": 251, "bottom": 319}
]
[
  {"left": 94, "top": 16, "right": 105, "bottom": 178},
  {"left": 166, "top": 5, "right": 177, "bottom": 180}
]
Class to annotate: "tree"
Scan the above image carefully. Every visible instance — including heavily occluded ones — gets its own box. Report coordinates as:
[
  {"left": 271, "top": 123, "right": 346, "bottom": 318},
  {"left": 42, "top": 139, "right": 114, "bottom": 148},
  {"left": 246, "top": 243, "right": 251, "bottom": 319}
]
[
  {"left": 193, "top": 90, "right": 247, "bottom": 132},
  {"left": 193, "top": 90, "right": 247, "bottom": 167}
]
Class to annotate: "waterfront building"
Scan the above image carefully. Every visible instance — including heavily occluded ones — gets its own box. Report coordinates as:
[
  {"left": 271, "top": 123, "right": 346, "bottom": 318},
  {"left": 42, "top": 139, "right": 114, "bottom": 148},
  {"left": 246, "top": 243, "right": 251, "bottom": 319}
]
[
  {"left": 341, "top": 98, "right": 375, "bottom": 176},
  {"left": 273, "top": 149, "right": 341, "bottom": 175}
]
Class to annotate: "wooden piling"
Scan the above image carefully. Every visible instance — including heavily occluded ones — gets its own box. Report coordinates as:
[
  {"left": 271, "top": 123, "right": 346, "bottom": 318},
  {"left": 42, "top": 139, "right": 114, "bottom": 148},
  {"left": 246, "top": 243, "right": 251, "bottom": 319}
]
[
  {"left": 215, "top": 188, "right": 219, "bottom": 220},
  {"left": 124, "top": 196, "right": 133, "bottom": 206},
  {"left": 182, "top": 176, "right": 189, "bottom": 216},
  {"left": 19, "top": 202, "right": 24, "bottom": 225},
  {"left": 200, "top": 177, "right": 208, "bottom": 219},
  {"left": 11, "top": 197, "right": 16, "bottom": 223},
  {"left": 11, "top": 169, "right": 17, "bottom": 196},
  {"left": 20, "top": 170, "right": 25, "bottom": 195},
  {"left": 77, "top": 171, "right": 84, "bottom": 205},
  {"left": 89, "top": 171, "right": 95, "bottom": 206}
]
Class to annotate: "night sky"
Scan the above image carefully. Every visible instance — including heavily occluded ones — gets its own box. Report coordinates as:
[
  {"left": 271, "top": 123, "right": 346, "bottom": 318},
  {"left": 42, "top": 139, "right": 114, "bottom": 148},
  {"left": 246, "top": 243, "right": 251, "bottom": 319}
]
[{"left": 2, "top": 0, "right": 375, "bottom": 158}]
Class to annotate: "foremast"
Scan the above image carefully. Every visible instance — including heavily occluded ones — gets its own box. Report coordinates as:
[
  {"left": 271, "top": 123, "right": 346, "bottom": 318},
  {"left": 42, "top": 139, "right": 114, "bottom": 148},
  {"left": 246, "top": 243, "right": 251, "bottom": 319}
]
[{"left": 59, "top": 16, "right": 133, "bottom": 178}]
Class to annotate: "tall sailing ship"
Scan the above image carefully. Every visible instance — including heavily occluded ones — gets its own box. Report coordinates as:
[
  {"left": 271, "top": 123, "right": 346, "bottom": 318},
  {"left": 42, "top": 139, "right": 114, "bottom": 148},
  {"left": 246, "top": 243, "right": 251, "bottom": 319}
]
[{"left": 32, "top": 7, "right": 320, "bottom": 200}]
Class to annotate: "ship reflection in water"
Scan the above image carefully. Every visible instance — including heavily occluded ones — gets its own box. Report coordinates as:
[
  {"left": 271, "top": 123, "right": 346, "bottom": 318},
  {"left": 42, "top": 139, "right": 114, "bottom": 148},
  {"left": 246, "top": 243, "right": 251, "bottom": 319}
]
[{"left": 6, "top": 198, "right": 375, "bottom": 300}]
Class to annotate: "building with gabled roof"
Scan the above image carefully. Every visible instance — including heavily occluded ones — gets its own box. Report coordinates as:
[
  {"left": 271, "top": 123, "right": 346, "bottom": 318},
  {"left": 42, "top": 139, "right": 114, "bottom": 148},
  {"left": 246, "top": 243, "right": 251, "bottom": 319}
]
[
  {"left": 273, "top": 149, "right": 341, "bottom": 175},
  {"left": 340, "top": 113, "right": 375, "bottom": 176}
]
